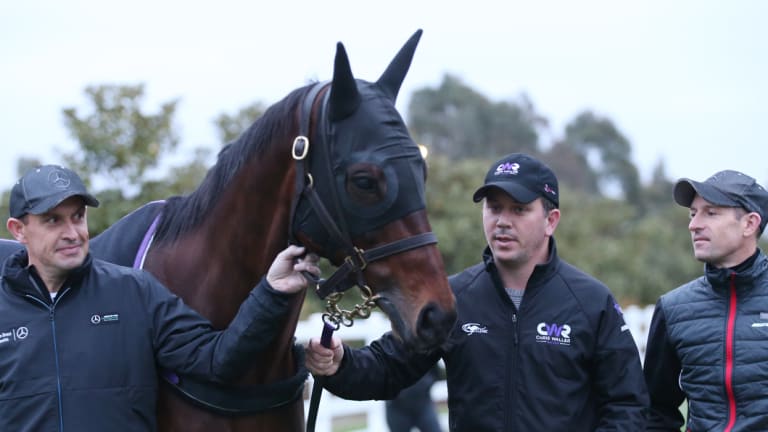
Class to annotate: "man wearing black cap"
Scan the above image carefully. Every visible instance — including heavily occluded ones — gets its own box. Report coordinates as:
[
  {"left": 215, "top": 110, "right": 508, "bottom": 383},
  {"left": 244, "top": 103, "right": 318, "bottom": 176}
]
[
  {"left": 0, "top": 165, "right": 320, "bottom": 431},
  {"left": 305, "top": 153, "right": 649, "bottom": 431},
  {"left": 644, "top": 170, "right": 768, "bottom": 431}
]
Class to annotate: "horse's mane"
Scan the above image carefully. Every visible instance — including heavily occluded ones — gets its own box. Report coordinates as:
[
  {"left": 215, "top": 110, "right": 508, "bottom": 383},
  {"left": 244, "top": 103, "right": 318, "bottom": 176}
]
[{"left": 153, "top": 85, "right": 312, "bottom": 243}]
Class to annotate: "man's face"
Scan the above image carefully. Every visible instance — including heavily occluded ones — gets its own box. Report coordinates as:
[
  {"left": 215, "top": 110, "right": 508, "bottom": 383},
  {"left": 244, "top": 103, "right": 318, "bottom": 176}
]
[
  {"left": 482, "top": 189, "right": 559, "bottom": 269},
  {"left": 688, "top": 195, "right": 752, "bottom": 268},
  {"left": 15, "top": 196, "right": 90, "bottom": 278}
]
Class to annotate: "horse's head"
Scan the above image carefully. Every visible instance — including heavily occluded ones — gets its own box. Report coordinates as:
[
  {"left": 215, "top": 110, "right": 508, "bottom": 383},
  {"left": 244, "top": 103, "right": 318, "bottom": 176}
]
[{"left": 291, "top": 30, "right": 456, "bottom": 352}]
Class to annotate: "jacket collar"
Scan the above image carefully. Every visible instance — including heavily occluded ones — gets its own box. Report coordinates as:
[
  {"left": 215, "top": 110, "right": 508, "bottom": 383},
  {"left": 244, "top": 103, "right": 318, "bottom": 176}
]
[
  {"left": 482, "top": 236, "right": 560, "bottom": 289},
  {"left": 2, "top": 248, "right": 92, "bottom": 299},
  {"left": 705, "top": 248, "right": 767, "bottom": 290}
]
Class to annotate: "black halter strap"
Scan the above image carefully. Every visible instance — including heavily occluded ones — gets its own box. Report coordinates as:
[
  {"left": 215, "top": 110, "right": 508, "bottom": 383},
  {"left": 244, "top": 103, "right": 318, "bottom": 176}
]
[{"left": 289, "top": 81, "right": 328, "bottom": 247}]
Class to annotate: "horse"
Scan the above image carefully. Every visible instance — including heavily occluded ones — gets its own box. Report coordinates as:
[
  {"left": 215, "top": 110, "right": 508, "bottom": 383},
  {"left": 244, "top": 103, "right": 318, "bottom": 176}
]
[{"left": 1, "top": 29, "right": 457, "bottom": 431}]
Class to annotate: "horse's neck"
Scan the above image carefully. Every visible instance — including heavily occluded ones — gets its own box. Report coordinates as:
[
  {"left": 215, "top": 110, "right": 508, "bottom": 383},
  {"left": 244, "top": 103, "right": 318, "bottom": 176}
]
[{"left": 146, "top": 154, "right": 299, "bottom": 323}]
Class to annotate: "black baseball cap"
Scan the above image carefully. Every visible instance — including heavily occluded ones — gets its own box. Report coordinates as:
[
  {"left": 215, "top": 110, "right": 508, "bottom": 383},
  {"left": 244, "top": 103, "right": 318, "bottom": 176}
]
[
  {"left": 673, "top": 169, "right": 768, "bottom": 233},
  {"left": 472, "top": 153, "right": 559, "bottom": 207},
  {"left": 9, "top": 165, "right": 100, "bottom": 219}
]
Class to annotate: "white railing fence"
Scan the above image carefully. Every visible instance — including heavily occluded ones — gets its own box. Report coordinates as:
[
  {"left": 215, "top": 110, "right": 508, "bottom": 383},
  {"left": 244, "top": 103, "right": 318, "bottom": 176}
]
[{"left": 297, "top": 304, "right": 655, "bottom": 432}]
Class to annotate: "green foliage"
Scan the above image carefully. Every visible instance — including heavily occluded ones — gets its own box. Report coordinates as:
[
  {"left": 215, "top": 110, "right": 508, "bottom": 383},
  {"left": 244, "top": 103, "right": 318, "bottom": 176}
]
[
  {"left": 213, "top": 102, "right": 267, "bottom": 144},
  {"left": 408, "top": 74, "right": 541, "bottom": 160},
  {"left": 563, "top": 111, "right": 642, "bottom": 204},
  {"left": 85, "top": 188, "right": 144, "bottom": 237},
  {"left": 556, "top": 190, "right": 702, "bottom": 305},
  {"left": 61, "top": 84, "right": 179, "bottom": 187},
  {"left": 138, "top": 148, "right": 213, "bottom": 201},
  {"left": 425, "top": 155, "right": 490, "bottom": 274},
  {"left": 540, "top": 142, "right": 600, "bottom": 195}
]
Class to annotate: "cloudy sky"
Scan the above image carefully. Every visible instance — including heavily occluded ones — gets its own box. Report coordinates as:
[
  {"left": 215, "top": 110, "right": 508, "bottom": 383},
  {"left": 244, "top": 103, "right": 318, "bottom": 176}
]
[{"left": 2, "top": 0, "right": 766, "bottom": 191}]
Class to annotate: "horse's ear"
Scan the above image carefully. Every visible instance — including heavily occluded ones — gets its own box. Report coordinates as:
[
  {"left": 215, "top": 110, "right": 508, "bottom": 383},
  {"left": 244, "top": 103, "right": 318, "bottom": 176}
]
[
  {"left": 329, "top": 42, "right": 361, "bottom": 122},
  {"left": 376, "top": 29, "right": 422, "bottom": 102}
]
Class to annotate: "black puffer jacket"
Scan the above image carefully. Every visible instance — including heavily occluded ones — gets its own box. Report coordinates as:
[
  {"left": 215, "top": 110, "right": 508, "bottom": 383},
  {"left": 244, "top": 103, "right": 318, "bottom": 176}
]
[
  {"left": 644, "top": 250, "right": 768, "bottom": 432},
  {"left": 0, "top": 249, "right": 297, "bottom": 432},
  {"left": 323, "top": 239, "right": 649, "bottom": 431}
]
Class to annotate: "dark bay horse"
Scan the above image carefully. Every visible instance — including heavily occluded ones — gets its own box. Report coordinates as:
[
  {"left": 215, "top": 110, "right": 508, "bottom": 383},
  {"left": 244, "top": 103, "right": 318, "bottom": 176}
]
[{"left": 0, "top": 30, "right": 456, "bottom": 431}]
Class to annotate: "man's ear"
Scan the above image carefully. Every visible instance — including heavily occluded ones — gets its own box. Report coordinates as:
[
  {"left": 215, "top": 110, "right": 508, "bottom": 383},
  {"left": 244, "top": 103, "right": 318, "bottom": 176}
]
[
  {"left": 6, "top": 217, "right": 27, "bottom": 244},
  {"left": 741, "top": 212, "right": 762, "bottom": 239},
  {"left": 545, "top": 208, "right": 561, "bottom": 236}
]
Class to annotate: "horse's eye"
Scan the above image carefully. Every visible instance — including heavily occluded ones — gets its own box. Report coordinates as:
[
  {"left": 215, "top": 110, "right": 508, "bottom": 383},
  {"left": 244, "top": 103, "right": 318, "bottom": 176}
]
[
  {"left": 350, "top": 174, "right": 377, "bottom": 191},
  {"left": 345, "top": 164, "right": 387, "bottom": 205}
]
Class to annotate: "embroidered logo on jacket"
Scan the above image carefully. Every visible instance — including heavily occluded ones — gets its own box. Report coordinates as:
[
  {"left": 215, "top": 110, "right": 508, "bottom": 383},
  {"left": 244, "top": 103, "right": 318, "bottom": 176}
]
[
  {"left": 0, "top": 326, "right": 29, "bottom": 346},
  {"left": 90, "top": 313, "right": 120, "bottom": 325},
  {"left": 536, "top": 322, "right": 571, "bottom": 346},
  {"left": 461, "top": 322, "right": 488, "bottom": 336}
]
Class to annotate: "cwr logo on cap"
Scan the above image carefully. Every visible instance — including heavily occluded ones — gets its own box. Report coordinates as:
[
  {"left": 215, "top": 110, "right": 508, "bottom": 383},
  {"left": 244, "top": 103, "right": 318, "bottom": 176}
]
[
  {"left": 495, "top": 162, "right": 520, "bottom": 176},
  {"left": 48, "top": 170, "right": 71, "bottom": 189}
]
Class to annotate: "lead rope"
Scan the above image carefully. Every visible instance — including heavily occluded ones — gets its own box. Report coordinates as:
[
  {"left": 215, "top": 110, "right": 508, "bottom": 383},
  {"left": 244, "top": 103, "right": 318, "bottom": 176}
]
[
  {"left": 305, "top": 321, "right": 335, "bottom": 432},
  {"left": 306, "top": 287, "right": 380, "bottom": 432}
]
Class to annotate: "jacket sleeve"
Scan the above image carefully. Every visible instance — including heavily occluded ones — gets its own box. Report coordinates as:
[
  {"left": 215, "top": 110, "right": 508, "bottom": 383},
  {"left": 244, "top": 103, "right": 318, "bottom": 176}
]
[
  {"left": 592, "top": 295, "right": 650, "bottom": 431},
  {"left": 143, "top": 274, "right": 298, "bottom": 382},
  {"left": 643, "top": 299, "right": 686, "bottom": 431},
  {"left": 322, "top": 331, "right": 441, "bottom": 400}
]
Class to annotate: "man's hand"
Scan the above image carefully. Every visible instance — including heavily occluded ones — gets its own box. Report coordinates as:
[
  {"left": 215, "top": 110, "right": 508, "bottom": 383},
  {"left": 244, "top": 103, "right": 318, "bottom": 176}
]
[
  {"left": 266, "top": 245, "right": 320, "bottom": 294},
  {"left": 305, "top": 335, "right": 344, "bottom": 376}
]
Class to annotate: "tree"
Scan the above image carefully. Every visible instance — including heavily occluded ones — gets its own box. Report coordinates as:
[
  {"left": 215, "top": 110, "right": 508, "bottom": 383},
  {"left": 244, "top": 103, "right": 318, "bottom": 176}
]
[
  {"left": 408, "top": 74, "right": 542, "bottom": 160},
  {"left": 556, "top": 189, "right": 702, "bottom": 305},
  {"left": 61, "top": 84, "right": 179, "bottom": 188},
  {"left": 213, "top": 102, "right": 267, "bottom": 144},
  {"left": 425, "top": 155, "right": 490, "bottom": 274},
  {"left": 643, "top": 159, "right": 676, "bottom": 211},
  {"left": 562, "top": 111, "right": 642, "bottom": 205},
  {"left": 541, "top": 141, "right": 600, "bottom": 195}
]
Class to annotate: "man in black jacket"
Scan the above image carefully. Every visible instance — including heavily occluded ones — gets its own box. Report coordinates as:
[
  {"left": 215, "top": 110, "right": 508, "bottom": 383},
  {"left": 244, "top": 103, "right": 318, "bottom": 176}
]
[
  {"left": 305, "top": 153, "right": 649, "bottom": 431},
  {"left": 0, "top": 164, "right": 320, "bottom": 431},
  {"left": 644, "top": 170, "right": 768, "bottom": 431}
]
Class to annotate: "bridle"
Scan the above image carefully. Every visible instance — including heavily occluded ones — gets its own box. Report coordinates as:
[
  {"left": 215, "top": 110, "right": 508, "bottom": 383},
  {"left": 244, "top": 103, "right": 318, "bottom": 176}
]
[
  {"left": 289, "top": 82, "right": 438, "bottom": 326},
  {"left": 290, "top": 82, "right": 439, "bottom": 432}
]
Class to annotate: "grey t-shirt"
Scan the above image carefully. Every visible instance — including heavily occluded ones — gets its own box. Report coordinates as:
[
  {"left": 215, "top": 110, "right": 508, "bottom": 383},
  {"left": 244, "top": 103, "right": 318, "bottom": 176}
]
[{"left": 505, "top": 287, "right": 524, "bottom": 309}]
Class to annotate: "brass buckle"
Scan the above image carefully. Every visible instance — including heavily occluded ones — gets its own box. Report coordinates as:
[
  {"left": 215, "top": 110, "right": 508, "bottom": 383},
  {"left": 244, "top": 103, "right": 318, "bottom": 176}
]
[{"left": 344, "top": 247, "right": 367, "bottom": 271}]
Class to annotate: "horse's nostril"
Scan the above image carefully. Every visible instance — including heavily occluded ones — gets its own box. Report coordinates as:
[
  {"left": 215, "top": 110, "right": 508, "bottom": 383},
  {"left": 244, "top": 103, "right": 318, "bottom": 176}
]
[{"left": 416, "top": 302, "right": 457, "bottom": 347}]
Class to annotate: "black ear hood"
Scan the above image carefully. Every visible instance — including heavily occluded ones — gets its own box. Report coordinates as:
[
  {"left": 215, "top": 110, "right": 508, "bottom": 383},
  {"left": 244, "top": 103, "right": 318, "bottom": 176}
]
[
  {"left": 293, "top": 30, "right": 427, "bottom": 259},
  {"left": 376, "top": 29, "right": 422, "bottom": 101},
  {"left": 328, "top": 29, "right": 422, "bottom": 122}
]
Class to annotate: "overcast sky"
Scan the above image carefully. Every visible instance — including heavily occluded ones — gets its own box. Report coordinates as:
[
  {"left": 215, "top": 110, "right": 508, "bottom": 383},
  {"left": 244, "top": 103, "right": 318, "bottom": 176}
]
[{"left": 2, "top": 0, "right": 766, "bottom": 192}]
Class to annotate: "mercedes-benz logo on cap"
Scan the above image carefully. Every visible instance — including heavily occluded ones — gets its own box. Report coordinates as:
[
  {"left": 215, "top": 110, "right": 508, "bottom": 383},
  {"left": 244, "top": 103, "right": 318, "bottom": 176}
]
[{"left": 48, "top": 169, "right": 71, "bottom": 189}]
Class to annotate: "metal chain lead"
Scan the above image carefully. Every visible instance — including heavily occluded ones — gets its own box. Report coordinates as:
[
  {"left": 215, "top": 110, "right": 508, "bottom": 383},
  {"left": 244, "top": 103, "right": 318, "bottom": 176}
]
[{"left": 321, "top": 285, "right": 379, "bottom": 329}]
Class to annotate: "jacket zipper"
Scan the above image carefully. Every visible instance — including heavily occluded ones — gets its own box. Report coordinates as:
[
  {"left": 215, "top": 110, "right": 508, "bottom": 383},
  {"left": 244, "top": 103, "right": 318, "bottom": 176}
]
[
  {"left": 25, "top": 281, "right": 71, "bottom": 432},
  {"left": 723, "top": 273, "right": 737, "bottom": 432},
  {"left": 506, "top": 311, "right": 518, "bottom": 431}
]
